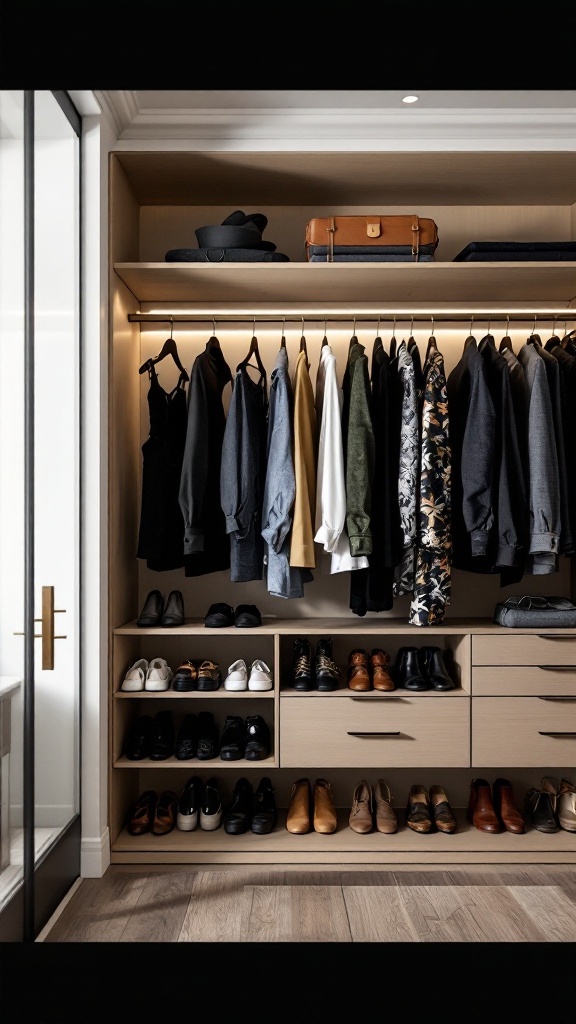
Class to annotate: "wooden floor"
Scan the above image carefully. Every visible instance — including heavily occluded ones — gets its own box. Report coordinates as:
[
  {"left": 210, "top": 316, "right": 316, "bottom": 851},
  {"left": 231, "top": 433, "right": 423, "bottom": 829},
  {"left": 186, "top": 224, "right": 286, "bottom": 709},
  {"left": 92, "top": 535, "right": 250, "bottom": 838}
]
[{"left": 41, "top": 864, "right": 576, "bottom": 942}]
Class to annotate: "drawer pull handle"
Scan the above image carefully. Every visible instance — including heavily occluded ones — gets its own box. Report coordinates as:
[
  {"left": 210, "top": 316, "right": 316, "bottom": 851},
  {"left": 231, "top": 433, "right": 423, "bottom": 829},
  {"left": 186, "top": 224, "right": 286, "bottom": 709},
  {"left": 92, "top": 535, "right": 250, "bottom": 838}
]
[
  {"left": 538, "top": 665, "right": 576, "bottom": 672},
  {"left": 538, "top": 731, "right": 576, "bottom": 737},
  {"left": 350, "top": 696, "right": 404, "bottom": 702},
  {"left": 537, "top": 695, "right": 576, "bottom": 701},
  {"left": 537, "top": 635, "right": 576, "bottom": 640},
  {"left": 347, "top": 731, "right": 401, "bottom": 737}
]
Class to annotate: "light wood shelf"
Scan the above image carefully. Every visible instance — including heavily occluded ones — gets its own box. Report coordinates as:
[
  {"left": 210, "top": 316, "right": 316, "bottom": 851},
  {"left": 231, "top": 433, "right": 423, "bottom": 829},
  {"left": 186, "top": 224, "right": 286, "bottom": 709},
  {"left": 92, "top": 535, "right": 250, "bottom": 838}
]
[
  {"left": 114, "top": 754, "right": 277, "bottom": 769},
  {"left": 114, "top": 690, "right": 274, "bottom": 699},
  {"left": 113, "top": 617, "right": 576, "bottom": 636},
  {"left": 114, "top": 261, "right": 576, "bottom": 306},
  {"left": 110, "top": 809, "right": 576, "bottom": 865}
]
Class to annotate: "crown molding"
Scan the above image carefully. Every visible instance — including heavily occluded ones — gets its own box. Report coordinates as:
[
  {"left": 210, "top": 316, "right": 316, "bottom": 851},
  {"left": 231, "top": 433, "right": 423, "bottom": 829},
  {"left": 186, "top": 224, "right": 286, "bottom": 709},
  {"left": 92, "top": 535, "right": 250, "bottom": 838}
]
[{"left": 94, "top": 90, "right": 139, "bottom": 135}]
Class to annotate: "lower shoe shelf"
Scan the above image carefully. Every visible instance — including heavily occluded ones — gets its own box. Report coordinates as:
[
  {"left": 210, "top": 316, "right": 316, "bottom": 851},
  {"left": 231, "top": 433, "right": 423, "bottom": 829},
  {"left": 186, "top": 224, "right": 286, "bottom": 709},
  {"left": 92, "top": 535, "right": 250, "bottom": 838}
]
[{"left": 110, "top": 809, "right": 576, "bottom": 865}]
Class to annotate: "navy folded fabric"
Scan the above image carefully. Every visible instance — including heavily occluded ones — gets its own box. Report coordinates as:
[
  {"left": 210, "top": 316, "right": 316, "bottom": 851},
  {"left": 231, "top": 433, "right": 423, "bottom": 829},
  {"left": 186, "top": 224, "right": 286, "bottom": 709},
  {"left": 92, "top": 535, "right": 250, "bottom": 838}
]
[
  {"left": 453, "top": 241, "right": 576, "bottom": 262},
  {"left": 165, "top": 248, "right": 290, "bottom": 263}
]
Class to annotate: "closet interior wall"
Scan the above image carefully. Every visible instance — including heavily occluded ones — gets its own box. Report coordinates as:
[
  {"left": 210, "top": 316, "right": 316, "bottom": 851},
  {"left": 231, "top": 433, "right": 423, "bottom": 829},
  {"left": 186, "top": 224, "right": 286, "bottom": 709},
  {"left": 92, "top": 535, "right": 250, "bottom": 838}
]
[{"left": 108, "top": 152, "right": 576, "bottom": 864}]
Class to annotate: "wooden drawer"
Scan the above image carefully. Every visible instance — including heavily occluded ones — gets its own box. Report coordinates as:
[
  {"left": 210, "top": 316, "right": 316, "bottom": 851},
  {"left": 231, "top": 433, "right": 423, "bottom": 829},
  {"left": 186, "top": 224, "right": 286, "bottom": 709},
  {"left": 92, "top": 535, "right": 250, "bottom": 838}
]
[
  {"left": 472, "top": 634, "right": 576, "bottom": 666},
  {"left": 280, "top": 695, "right": 470, "bottom": 768},
  {"left": 472, "top": 666, "right": 576, "bottom": 696},
  {"left": 472, "top": 696, "right": 576, "bottom": 766}
]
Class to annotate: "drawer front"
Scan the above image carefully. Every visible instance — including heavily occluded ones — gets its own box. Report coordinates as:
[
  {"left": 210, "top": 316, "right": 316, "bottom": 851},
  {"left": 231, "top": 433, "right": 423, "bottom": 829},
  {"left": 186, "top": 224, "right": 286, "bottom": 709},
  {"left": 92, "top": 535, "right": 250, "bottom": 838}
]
[
  {"left": 473, "top": 634, "right": 576, "bottom": 666},
  {"left": 472, "top": 697, "right": 576, "bottom": 766},
  {"left": 280, "top": 696, "right": 470, "bottom": 768},
  {"left": 472, "top": 666, "right": 576, "bottom": 696}
]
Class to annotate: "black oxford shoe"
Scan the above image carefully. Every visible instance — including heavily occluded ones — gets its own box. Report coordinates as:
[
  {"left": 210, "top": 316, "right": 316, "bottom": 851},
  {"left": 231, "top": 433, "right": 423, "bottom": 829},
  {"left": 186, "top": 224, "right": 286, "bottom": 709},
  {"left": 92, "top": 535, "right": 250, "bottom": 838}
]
[
  {"left": 251, "top": 777, "right": 277, "bottom": 834},
  {"left": 244, "top": 715, "right": 270, "bottom": 760},
  {"left": 219, "top": 715, "right": 246, "bottom": 760},
  {"left": 124, "top": 715, "right": 153, "bottom": 760},
  {"left": 174, "top": 714, "right": 198, "bottom": 760},
  {"left": 149, "top": 710, "right": 175, "bottom": 760},
  {"left": 196, "top": 711, "right": 220, "bottom": 760}
]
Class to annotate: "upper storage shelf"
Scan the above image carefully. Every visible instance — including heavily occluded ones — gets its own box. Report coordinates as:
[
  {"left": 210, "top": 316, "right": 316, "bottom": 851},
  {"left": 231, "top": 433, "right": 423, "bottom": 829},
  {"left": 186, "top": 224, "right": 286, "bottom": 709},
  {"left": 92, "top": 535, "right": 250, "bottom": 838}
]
[{"left": 114, "top": 261, "right": 576, "bottom": 306}]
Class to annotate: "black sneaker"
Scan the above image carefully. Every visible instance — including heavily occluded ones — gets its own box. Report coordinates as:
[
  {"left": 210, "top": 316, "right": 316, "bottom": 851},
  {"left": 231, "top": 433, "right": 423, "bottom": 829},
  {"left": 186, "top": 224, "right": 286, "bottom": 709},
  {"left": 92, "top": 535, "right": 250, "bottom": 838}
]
[
  {"left": 174, "top": 714, "right": 198, "bottom": 760},
  {"left": 224, "top": 777, "right": 253, "bottom": 834},
  {"left": 244, "top": 714, "right": 270, "bottom": 760},
  {"left": 219, "top": 715, "right": 246, "bottom": 760},
  {"left": 314, "top": 637, "right": 340, "bottom": 692},
  {"left": 251, "top": 777, "right": 277, "bottom": 834},
  {"left": 292, "top": 637, "right": 314, "bottom": 691},
  {"left": 196, "top": 711, "right": 220, "bottom": 760}
]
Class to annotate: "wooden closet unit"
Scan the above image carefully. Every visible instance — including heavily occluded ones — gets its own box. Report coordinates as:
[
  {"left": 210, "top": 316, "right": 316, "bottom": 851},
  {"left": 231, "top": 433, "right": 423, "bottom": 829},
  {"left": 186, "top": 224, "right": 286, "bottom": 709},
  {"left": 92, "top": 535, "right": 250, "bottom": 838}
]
[{"left": 108, "top": 149, "right": 576, "bottom": 865}]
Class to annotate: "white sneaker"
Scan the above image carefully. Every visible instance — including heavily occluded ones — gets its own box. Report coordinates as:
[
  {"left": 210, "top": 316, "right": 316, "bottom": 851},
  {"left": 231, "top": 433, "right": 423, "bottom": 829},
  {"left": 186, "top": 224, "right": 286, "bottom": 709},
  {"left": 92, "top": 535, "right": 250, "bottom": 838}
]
[
  {"left": 145, "top": 657, "right": 173, "bottom": 691},
  {"left": 248, "top": 659, "right": 273, "bottom": 691},
  {"left": 224, "top": 659, "right": 248, "bottom": 691},
  {"left": 121, "top": 658, "right": 148, "bottom": 691}
]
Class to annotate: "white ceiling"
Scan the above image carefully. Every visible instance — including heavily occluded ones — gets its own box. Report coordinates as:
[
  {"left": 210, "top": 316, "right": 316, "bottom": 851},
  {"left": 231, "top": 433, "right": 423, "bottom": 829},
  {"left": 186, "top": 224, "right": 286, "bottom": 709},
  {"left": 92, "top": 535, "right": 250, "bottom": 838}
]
[{"left": 132, "top": 90, "right": 576, "bottom": 110}]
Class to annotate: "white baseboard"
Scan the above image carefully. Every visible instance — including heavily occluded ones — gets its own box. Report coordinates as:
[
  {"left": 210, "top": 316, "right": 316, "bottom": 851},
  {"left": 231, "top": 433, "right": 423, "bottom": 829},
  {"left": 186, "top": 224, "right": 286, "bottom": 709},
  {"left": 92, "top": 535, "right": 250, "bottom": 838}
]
[{"left": 80, "top": 827, "right": 110, "bottom": 878}]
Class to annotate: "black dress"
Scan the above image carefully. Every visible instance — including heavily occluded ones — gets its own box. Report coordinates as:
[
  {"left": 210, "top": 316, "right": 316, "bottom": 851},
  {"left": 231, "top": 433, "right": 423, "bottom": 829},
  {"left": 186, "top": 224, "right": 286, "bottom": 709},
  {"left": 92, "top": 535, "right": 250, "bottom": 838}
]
[{"left": 137, "top": 365, "right": 188, "bottom": 572}]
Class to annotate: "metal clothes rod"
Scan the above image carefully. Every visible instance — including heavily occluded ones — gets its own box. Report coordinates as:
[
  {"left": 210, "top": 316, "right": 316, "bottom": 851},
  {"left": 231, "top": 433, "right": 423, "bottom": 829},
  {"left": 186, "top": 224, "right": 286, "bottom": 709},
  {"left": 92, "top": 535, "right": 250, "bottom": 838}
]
[{"left": 128, "top": 313, "right": 576, "bottom": 325}]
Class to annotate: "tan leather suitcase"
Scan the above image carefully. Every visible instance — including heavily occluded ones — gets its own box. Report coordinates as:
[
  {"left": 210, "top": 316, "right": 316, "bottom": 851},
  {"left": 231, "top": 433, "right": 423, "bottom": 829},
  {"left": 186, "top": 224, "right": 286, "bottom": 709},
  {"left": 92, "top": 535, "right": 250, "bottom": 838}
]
[{"left": 305, "top": 214, "right": 439, "bottom": 262}]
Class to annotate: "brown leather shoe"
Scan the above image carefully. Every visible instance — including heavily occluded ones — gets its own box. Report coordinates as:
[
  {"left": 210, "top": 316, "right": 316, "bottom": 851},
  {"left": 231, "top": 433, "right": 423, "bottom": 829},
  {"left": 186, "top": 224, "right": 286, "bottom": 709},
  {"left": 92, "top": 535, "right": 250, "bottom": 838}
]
[
  {"left": 127, "top": 789, "right": 156, "bottom": 836},
  {"left": 405, "top": 784, "right": 433, "bottom": 833},
  {"left": 152, "top": 790, "right": 178, "bottom": 835},
  {"left": 467, "top": 778, "right": 502, "bottom": 833},
  {"left": 429, "top": 784, "right": 457, "bottom": 834},
  {"left": 371, "top": 648, "right": 395, "bottom": 691},
  {"left": 374, "top": 779, "right": 397, "bottom": 834},
  {"left": 286, "top": 777, "right": 311, "bottom": 834},
  {"left": 349, "top": 780, "right": 374, "bottom": 833},
  {"left": 313, "top": 778, "right": 338, "bottom": 833},
  {"left": 347, "top": 649, "right": 371, "bottom": 691},
  {"left": 492, "top": 777, "right": 525, "bottom": 834}
]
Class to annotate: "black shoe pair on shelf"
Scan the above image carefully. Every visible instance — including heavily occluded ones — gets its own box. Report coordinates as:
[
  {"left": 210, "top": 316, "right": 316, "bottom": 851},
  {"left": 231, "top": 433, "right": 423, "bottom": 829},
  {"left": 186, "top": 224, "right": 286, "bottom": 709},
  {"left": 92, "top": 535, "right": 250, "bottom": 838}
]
[
  {"left": 395, "top": 646, "right": 455, "bottom": 691},
  {"left": 219, "top": 714, "right": 270, "bottom": 761},
  {"left": 124, "top": 710, "right": 175, "bottom": 761},
  {"left": 137, "top": 589, "right": 184, "bottom": 628},
  {"left": 292, "top": 637, "right": 341, "bottom": 692},
  {"left": 204, "top": 602, "right": 262, "bottom": 628}
]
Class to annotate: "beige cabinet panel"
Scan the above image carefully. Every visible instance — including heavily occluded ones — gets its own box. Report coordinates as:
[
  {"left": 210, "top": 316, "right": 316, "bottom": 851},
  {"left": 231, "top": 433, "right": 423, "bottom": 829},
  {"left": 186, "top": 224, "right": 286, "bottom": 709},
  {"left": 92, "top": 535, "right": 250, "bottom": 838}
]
[
  {"left": 472, "top": 697, "right": 576, "bottom": 767},
  {"left": 280, "top": 696, "right": 470, "bottom": 768},
  {"left": 472, "top": 666, "right": 576, "bottom": 696},
  {"left": 472, "top": 635, "right": 576, "bottom": 666}
]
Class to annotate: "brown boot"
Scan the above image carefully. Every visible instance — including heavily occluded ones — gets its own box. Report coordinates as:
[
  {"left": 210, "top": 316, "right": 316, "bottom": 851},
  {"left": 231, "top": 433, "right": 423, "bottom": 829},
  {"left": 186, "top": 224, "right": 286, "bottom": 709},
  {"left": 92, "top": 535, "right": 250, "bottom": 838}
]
[
  {"left": 371, "top": 649, "right": 395, "bottom": 691},
  {"left": 347, "top": 649, "right": 371, "bottom": 691},
  {"left": 374, "top": 780, "right": 397, "bottom": 834},
  {"left": 467, "top": 778, "right": 502, "bottom": 833},
  {"left": 349, "top": 780, "right": 373, "bottom": 833},
  {"left": 286, "top": 778, "right": 311, "bottom": 834},
  {"left": 492, "top": 777, "right": 525, "bottom": 834},
  {"left": 313, "top": 778, "right": 337, "bottom": 833}
]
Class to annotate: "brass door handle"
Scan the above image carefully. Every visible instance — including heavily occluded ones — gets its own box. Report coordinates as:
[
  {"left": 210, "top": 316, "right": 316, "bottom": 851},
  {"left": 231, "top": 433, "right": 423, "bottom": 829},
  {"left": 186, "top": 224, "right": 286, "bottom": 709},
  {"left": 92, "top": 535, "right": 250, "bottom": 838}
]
[{"left": 13, "top": 586, "right": 66, "bottom": 670}]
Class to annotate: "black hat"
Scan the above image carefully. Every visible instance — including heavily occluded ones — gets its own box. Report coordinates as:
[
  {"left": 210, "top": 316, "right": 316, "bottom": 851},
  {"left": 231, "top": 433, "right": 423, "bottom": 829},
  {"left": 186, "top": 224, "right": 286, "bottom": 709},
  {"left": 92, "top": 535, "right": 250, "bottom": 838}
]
[{"left": 194, "top": 210, "right": 276, "bottom": 252}]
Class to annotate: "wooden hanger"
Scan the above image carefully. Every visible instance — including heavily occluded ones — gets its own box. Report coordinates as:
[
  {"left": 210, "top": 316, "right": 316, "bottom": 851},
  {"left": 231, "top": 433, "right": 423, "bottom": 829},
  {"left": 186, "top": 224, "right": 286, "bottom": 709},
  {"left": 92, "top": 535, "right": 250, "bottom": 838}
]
[
  {"left": 236, "top": 329, "right": 266, "bottom": 378},
  {"left": 139, "top": 323, "right": 189, "bottom": 380}
]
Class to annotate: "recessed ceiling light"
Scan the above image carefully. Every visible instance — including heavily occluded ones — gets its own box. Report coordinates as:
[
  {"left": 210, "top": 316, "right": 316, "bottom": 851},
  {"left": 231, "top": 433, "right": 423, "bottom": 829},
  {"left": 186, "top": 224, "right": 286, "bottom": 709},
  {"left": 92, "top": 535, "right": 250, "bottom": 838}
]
[{"left": 402, "top": 95, "right": 419, "bottom": 104}]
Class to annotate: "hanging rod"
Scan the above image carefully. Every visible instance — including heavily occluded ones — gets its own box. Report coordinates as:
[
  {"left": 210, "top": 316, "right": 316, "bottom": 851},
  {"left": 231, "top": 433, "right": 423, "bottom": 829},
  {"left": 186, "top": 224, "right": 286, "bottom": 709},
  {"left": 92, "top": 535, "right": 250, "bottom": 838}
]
[{"left": 128, "top": 313, "right": 576, "bottom": 325}]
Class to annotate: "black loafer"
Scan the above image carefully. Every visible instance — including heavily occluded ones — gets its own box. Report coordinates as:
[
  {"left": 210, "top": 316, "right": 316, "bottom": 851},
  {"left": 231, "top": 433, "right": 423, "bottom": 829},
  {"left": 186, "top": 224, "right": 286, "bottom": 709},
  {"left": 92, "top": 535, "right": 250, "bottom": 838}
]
[
  {"left": 224, "top": 777, "right": 254, "bottom": 834},
  {"left": 161, "top": 589, "right": 184, "bottom": 627},
  {"left": 196, "top": 711, "right": 220, "bottom": 760},
  {"left": 205, "top": 602, "right": 234, "bottom": 628},
  {"left": 136, "top": 589, "right": 164, "bottom": 627},
  {"left": 244, "top": 715, "right": 270, "bottom": 760},
  {"left": 251, "top": 777, "right": 277, "bottom": 834},
  {"left": 234, "top": 604, "right": 262, "bottom": 628},
  {"left": 174, "top": 714, "right": 198, "bottom": 760},
  {"left": 219, "top": 715, "right": 246, "bottom": 760},
  {"left": 177, "top": 776, "right": 203, "bottom": 831},
  {"left": 149, "top": 710, "right": 175, "bottom": 761},
  {"left": 124, "top": 715, "right": 153, "bottom": 760}
]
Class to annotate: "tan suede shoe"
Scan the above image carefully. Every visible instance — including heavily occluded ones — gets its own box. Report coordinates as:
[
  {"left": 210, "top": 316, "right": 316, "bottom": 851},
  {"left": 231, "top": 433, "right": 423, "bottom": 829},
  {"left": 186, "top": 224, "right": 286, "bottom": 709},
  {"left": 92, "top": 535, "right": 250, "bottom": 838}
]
[
  {"left": 313, "top": 778, "right": 338, "bottom": 833},
  {"left": 286, "top": 777, "right": 311, "bottom": 834},
  {"left": 349, "top": 780, "right": 374, "bottom": 833},
  {"left": 374, "top": 779, "right": 398, "bottom": 834}
]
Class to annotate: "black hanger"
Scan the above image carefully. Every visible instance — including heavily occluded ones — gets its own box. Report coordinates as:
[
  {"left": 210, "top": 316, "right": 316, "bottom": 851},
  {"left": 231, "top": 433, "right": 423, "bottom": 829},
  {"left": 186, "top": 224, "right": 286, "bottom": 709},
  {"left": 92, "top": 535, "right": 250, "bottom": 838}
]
[
  {"left": 499, "top": 335, "right": 514, "bottom": 352},
  {"left": 479, "top": 333, "right": 496, "bottom": 351},
  {"left": 464, "top": 334, "right": 476, "bottom": 350},
  {"left": 139, "top": 325, "right": 189, "bottom": 380},
  {"left": 237, "top": 330, "right": 266, "bottom": 377}
]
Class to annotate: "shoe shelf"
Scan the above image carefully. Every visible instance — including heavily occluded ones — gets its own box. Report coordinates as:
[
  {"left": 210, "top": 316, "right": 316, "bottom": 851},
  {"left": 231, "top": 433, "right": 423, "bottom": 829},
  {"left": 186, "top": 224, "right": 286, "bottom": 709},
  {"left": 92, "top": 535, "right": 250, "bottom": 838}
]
[
  {"left": 114, "top": 690, "right": 274, "bottom": 700},
  {"left": 111, "top": 809, "right": 576, "bottom": 865},
  {"left": 114, "top": 754, "right": 277, "bottom": 769},
  {"left": 279, "top": 687, "right": 467, "bottom": 698},
  {"left": 113, "top": 617, "right": 576, "bottom": 636}
]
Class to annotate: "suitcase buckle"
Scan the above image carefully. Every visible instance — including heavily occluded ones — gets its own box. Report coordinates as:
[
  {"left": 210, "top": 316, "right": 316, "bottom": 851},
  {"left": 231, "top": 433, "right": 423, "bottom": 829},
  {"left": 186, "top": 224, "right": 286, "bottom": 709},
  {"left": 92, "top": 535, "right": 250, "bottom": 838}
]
[{"left": 367, "top": 219, "right": 381, "bottom": 238}]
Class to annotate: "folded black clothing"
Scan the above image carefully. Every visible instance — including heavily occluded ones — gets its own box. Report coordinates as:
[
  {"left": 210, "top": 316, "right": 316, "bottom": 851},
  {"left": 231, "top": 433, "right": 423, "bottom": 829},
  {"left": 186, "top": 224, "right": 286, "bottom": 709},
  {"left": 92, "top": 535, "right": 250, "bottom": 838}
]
[
  {"left": 453, "top": 241, "right": 576, "bottom": 262},
  {"left": 165, "top": 248, "right": 290, "bottom": 263},
  {"left": 205, "top": 602, "right": 235, "bottom": 628},
  {"left": 307, "top": 243, "right": 437, "bottom": 258}
]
